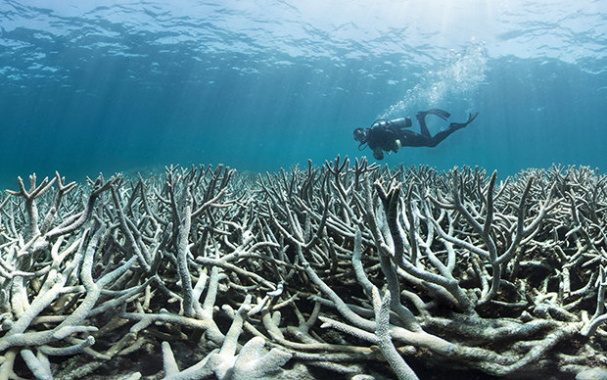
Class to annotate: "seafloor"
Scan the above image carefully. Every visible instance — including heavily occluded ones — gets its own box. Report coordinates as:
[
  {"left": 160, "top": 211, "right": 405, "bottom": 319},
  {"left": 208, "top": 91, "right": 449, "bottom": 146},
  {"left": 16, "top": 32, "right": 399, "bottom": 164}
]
[{"left": 0, "top": 156, "right": 606, "bottom": 380}]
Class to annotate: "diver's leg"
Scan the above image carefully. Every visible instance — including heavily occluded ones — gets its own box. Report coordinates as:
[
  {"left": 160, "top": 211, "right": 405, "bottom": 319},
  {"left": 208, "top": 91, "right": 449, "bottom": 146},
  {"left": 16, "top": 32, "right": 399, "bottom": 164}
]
[
  {"left": 400, "top": 130, "right": 432, "bottom": 147},
  {"left": 415, "top": 111, "right": 432, "bottom": 138},
  {"left": 427, "top": 112, "right": 478, "bottom": 147},
  {"left": 416, "top": 109, "right": 452, "bottom": 137},
  {"left": 426, "top": 129, "right": 459, "bottom": 147}
]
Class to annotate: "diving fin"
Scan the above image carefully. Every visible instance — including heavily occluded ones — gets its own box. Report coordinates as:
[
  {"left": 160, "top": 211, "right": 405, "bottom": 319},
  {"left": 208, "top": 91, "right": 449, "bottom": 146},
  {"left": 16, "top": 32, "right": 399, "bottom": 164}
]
[
  {"left": 425, "top": 109, "right": 451, "bottom": 120},
  {"left": 466, "top": 112, "right": 479, "bottom": 125},
  {"left": 448, "top": 112, "right": 479, "bottom": 131}
]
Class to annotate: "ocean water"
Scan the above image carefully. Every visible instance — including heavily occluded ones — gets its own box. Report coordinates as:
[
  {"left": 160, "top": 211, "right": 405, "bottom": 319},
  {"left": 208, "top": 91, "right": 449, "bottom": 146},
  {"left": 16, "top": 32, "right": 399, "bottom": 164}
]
[{"left": 0, "top": 0, "right": 606, "bottom": 187}]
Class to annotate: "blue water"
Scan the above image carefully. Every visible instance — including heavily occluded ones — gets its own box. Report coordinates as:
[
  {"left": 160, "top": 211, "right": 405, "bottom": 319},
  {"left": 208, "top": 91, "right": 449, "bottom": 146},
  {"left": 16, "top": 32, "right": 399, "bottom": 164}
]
[{"left": 1, "top": 0, "right": 606, "bottom": 187}]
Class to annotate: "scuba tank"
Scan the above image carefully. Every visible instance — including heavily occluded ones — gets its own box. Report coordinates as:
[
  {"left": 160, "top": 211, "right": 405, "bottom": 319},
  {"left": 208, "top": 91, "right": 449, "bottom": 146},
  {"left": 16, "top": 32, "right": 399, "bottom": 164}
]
[
  {"left": 371, "top": 117, "right": 412, "bottom": 129},
  {"left": 388, "top": 117, "right": 412, "bottom": 128}
]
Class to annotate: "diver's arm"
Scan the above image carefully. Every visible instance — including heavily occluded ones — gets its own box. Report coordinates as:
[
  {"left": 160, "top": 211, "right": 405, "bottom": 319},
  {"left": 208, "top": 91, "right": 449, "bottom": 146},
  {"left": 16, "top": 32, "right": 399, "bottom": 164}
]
[{"left": 372, "top": 147, "right": 385, "bottom": 160}]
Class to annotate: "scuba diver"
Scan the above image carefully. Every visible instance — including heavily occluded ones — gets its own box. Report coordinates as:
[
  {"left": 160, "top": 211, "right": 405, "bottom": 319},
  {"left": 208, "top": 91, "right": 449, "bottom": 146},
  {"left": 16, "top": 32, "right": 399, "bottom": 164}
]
[{"left": 353, "top": 109, "right": 479, "bottom": 160}]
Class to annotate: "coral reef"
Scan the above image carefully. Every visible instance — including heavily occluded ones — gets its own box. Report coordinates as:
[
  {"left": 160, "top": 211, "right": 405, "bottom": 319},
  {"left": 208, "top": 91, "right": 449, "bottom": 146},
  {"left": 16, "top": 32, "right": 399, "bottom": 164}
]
[{"left": 0, "top": 157, "right": 606, "bottom": 379}]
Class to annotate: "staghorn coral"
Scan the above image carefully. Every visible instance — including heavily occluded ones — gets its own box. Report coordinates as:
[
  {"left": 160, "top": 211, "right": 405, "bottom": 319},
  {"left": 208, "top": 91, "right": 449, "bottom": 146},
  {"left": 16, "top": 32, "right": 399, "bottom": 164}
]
[{"left": 0, "top": 158, "right": 605, "bottom": 379}]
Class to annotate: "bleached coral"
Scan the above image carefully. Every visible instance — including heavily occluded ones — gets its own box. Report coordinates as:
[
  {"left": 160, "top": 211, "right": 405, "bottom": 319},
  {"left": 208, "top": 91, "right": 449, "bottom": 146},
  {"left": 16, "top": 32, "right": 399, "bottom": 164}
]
[{"left": 0, "top": 160, "right": 605, "bottom": 379}]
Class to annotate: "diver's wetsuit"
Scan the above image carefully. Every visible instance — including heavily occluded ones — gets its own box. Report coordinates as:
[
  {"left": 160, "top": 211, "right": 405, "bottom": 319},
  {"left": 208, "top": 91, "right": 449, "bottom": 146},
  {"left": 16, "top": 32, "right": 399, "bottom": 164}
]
[
  {"left": 354, "top": 109, "right": 478, "bottom": 160},
  {"left": 365, "top": 120, "right": 407, "bottom": 159}
]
